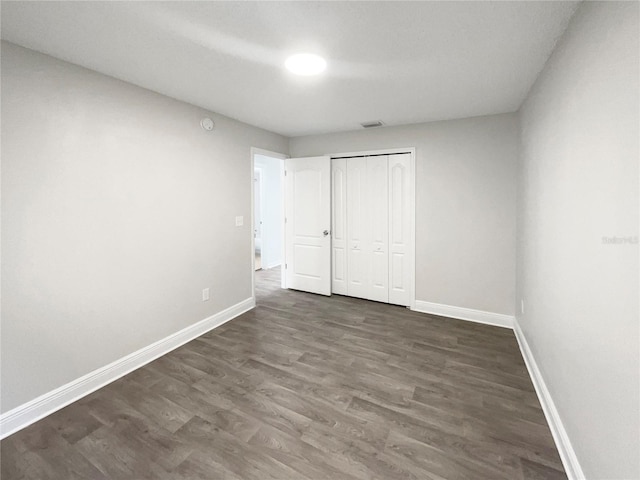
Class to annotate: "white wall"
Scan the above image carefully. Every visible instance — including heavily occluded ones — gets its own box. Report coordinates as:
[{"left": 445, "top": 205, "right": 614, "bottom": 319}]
[
  {"left": 0, "top": 42, "right": 288, "bottom": 412},
  {"left": 517, "top": 2, "right": 639, "bottom": 479},
  {"left": 290, "top": 114, "right": 518, "bottom": 316},
  {"left": 254, "top": 154, "right": 283, "bottom": 269}
]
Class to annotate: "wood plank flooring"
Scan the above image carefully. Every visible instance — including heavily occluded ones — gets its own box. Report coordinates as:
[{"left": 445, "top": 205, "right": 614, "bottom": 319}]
[{"left": 1, "top": 268, "right": 567, "bottom": 479}]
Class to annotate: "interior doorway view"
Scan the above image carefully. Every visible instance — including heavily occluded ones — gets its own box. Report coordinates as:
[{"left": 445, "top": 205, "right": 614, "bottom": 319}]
[
  {"left": 252, "top": 152, "right": 285, "bottom": 276},
  {"left": 253, "top": 168, "right": 262, "bottom": 270}
]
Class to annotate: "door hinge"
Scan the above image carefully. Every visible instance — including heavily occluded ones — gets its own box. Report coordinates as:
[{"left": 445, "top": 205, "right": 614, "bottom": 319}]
[
  {"left": 285, "top": 263, "right": 288, "bottom": 269},
  {"left": 284, "top": 217, "right": 287, "bottom": 223},
  {"left": 284, "top": 170, "right": 287, "bottom": 176}
]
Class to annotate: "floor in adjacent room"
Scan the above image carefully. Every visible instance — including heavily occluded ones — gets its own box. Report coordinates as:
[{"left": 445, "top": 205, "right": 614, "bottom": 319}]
[{"left": 1, "top": 268, "right": 567, "bottom": 479}]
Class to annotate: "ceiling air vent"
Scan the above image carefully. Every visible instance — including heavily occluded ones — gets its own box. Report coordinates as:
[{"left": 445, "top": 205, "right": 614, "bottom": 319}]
[{"left": 360, "top": 120, "right": 384, "bottom": 129}]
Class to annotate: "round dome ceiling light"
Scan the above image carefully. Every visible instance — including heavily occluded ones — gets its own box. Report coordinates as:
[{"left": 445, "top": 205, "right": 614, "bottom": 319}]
[{"left": 285, "top": 53, "right": 327, "bottom": 76}]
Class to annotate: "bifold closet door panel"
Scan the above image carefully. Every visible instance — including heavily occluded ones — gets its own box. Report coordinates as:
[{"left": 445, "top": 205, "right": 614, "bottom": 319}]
[
  {"left": 331, "top": 159, "right": 348, "bottom": 295},
  {"left": 367, "top": 156, "right": 389, "bottom": 303},
  {"left": 389, "top": 153, "right": 413, "bottom": 306},
  {"left": 346, "top": 157, "right": 369, "bottom": 299}
]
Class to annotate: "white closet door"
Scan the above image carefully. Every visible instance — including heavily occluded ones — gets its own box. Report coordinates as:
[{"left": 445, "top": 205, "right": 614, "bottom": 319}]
[
  {"left": 388, "top": 153, "right": 414, "bottom": 306},
  {"left": 346, "top": 157, "right": 369, "bottom": 299},
  {"left": 367, "top": 156, "right": 389, "bottom": 302},
  {"left": 331, "top": 159, "right": 348, "bottom": 295}
]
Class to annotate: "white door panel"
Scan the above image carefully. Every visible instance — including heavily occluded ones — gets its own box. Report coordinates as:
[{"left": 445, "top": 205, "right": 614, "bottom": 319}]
[
  {"left": 347, "top": 157, "right": 369, "bottom": 299},
  {"left": 333, "top": 248, "right": 346, "bottom": 287},
  {"left": 391, "top": 253, "right": 404, "bottom": 289},
  {"left": 371, "top": 250, "right": 388, "bottom": 288},
  {"left": 367, "top": 156, "right": 389, "bottom": 302},
  {"left": 285, "top": 156, "right": 331, "bottom": 296},
  {"left": 388, "top": 153, "right": 413, "bottom": 306},
  {"left": 331, "top": 159, "right": 348, "bottom": 294}
]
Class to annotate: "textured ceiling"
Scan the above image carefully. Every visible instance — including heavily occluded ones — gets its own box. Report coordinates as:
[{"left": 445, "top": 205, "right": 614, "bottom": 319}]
[{"left": 1, "top": 1, "right": 580, "bottom": 137}]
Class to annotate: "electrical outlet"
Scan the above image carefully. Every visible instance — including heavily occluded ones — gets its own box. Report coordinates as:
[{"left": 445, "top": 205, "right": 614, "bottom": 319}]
[
  {"left": 235, "top": 216, "right": 244, "bottom": 226},
  {"left": 202, "top": 288, "right": 210, "bottom": 302},
  {"left": 521, "top": 299, "right": 525, "bottom": 314}
]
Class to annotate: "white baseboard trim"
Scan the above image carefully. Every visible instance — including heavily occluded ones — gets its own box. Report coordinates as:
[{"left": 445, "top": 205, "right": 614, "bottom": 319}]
[
  {"left": 412, "top": 300, "right": 514, "bottom": 329},
  {"left": 0, "top": 297, "right": 255, "bottom": 440},
  {"left": 513, "top": 319, "right": 585, "bottom": 480}
]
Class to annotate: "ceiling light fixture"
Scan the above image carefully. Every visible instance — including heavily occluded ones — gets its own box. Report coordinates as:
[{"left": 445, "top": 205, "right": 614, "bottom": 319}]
[{"left": 285, "top": 53, "right": 326, "bottom": 76}]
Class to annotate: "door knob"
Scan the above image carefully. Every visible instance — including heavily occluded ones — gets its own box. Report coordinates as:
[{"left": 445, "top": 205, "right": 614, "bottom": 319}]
[{"left": 323, "top": 230, "right": 330, "bottom": 236}]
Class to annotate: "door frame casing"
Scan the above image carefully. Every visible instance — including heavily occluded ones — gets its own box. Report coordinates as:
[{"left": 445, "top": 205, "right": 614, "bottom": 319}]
[
  {"left": 253, "top": 166, "right": 263, "bottom": 267},
  {"left": 250, "top": 147, "right": 288, "bottom": 301},
  {"left": 326, "top": 147, "right": 417, "bottom": 310}
]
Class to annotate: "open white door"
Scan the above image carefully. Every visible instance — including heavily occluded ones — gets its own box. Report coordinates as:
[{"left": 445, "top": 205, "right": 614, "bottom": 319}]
[{"left": 285, "top": 156, "right": 331, "bottom": 296}]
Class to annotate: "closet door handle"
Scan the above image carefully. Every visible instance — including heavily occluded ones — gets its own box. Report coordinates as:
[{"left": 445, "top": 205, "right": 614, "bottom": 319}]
[{"left": 323, "top": 230, "right": 330, "bottom": 236}]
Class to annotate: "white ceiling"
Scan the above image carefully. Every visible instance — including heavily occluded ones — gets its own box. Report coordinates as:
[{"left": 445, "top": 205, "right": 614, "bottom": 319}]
[{"left": 1, "top": 1, "right": 579, "bottom": 137}]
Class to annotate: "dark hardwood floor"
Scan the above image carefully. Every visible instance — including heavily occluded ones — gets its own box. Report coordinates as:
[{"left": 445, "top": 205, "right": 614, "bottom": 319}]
[{"left": 1, "top": 268, "right": 567, "bottom": 479}]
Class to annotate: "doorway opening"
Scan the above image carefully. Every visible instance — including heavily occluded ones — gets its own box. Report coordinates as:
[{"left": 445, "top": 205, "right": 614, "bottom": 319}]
[
  {"left": 251, "top": 148, "right": 287, "bottom": 300},
  {"left": 253, "top": 167, "right": 263, "bottom": 271}
]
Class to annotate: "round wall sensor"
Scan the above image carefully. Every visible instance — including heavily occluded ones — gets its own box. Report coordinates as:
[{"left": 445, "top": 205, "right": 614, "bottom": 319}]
[{"left": 200, "top": 117, "right": 214, "bottom": 131}]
